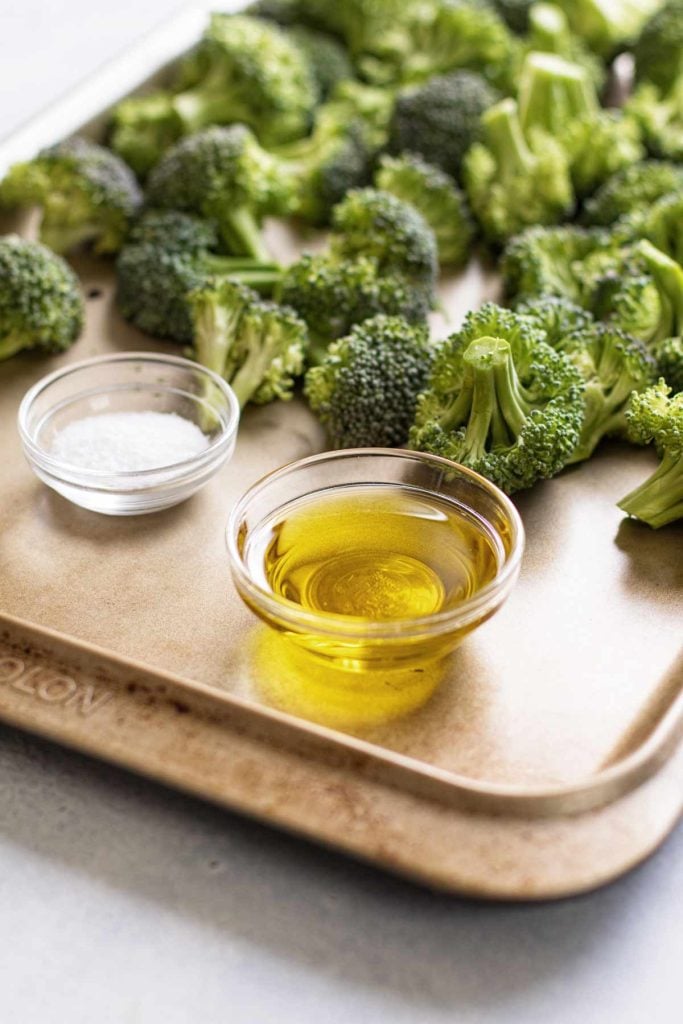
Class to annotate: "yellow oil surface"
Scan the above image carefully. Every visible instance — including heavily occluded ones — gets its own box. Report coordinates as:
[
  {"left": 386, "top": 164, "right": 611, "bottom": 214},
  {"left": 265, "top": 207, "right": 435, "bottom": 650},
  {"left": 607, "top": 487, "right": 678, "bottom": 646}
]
[{"left": 261, "top": 485, "right": 501, "bottom": 621}]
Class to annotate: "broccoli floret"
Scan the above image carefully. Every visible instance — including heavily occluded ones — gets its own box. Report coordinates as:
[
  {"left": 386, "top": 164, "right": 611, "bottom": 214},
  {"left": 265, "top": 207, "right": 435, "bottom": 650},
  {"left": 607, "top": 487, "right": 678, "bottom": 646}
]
[
  {"left": 188, "top": 279, "right": 307, "bottom": 407},
  {"left": 635, "top": 240, "right": 683, "bottom": 344},
  {"left": 116, "top": 210, "right": 281, "bottom": 344},
  {"left": 374, "top": 153, "right": 475, "bottom": 268},
  {"left": 463, "top": 98, "right": 573, "bottom": 245},
  {"left": 526, "top": 3, "right": 606, "bottom": 91},
  {"left": 655, "top": 336, "right": 683, "bottom": 394},
  {"left": 638, "top": 192, "right": 683, "bottom": 266},
  {"left": 109, "top": 92, "right": 183, "bottom": 178},
  {"left": 627, "top": 78, "right": 683, "bottom": 162},
  {"left": 410, "top": 302, "right": 584, "bottom": 493},
  {"left": 279, "top": 252, "right": 427, "bottom": 361},
  {"left": 618, "top": 380, "right": 683, "bottom": 528},
  {"left": 564, "top": 111, "right": 644, "bottom": 199},
  {"left": 634, "top": 0, "right": 683, "bottom": 93},
  {"left": 515, "top": 293, "right": 596, "bottom": 347},
  {"left": 285, "top": 26, "right": 355, "bottom": 101},
  {"left": 0, "top": 138, "right": 142, "bottom": 255},
  {"left": 581, "top": 161, "right": 683, "bottom": 227},
  {"left": 304, "top": 315, "right": 433, "bottom": 447},
  {"left": 552, "top": 0, "right": 664, "bottom": 58},
  {"left": 330, "top": 187, "right": 438, "bottom": 304},
  {"left": 389, "top": 70, "right": 499, "bottom": 179},
  {"left": 324, "top": 79, "right": 397, "bottom": 151},
  {"left": 145, "top": 125, "right": 294, "bottom": 261},
  {"left": 501, "top": 224, "right": 618, "bottom": 305},
  {"left": 0, "top": 235, "right": 83, "bottom": 360}
]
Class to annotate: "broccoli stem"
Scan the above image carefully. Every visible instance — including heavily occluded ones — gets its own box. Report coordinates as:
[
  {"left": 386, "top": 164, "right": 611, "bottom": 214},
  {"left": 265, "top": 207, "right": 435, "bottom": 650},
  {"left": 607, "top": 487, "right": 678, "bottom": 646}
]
[
  {"left": 217, "top": 206, "right": 272, "bottom": 262},
  {"left": 528, "top": 3, "right": 570, "bottom": 51},
  {"left": 173, "top": 79, "right": 250, "bottom": 134},
  {"left": 518, "top": 52, "right": 596, "bottom": 136},
  {"left": 200, "top": 254, "right": 281, "bottom": 294},
  {"left": 460, "top": 336, "right": 533, "bottom": 458},
  {"left": 483, "top": 100, "right": 536, "bottom": 179},
  {"left": 618, "top": 450, "right": 683, "bottom": 528},
  {"left": 637, "top": 240, "right": 683, "bottom": 343},
  {"left": 192, "top": 297, "right": 242, "bottom": 378},
  {"left": 0, "top": 332, "right": 28, "bottom": 361},
  {"left": 229, "top": 321, "right": 274, "bottom": 408}
]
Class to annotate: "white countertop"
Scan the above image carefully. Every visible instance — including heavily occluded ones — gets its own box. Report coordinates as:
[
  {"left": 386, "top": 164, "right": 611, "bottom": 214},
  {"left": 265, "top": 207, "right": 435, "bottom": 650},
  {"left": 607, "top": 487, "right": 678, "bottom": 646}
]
[{"left": 0, "top": 4, "right": 681, "bottom": 1021}]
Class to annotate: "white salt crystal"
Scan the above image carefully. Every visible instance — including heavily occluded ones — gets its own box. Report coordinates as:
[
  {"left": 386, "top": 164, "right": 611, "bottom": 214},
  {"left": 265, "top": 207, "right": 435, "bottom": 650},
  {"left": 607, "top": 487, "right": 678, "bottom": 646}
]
[{"left": 51, "top": 411, "right": 209, "bottom": 473}]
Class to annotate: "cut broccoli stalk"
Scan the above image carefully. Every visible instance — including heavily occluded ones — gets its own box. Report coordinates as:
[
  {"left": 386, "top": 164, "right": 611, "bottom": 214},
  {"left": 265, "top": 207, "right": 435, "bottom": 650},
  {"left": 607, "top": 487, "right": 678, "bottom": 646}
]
[
  {"left": 619, "top": 453, "right": 683, "bottom": 528},
  {"left": 456, "top": 337, "right": 534, "bottom": 459},
  {"left": 518, "top": 51, "right": 596, "bottom": 135},
  {"left": 553, "top": 0, "right": 663, "bottom": 57},
  {"left": 618, "top": 382, "right": 683, "bottom": 528},
  {"left": 485, "top": 98, "right": 536, "bottom": 177},
  {"left": 637, "top": 240, "right": 683, "bottom": 343}
]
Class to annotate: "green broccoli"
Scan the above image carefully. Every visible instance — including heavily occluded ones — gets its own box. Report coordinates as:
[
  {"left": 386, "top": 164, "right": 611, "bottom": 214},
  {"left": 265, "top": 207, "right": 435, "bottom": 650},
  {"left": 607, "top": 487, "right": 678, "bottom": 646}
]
[
  {"left": 323, "top": 79, "right": 397, "bottom": 152},
  {"left": 634, "top": 240, "right": 683, "bottom": 345},
  {"left": 581, "top": 162, "right": 683, "bottom": 228},
  {"left": 492, "top": 0, "right": 534, "bottom": 32},
  {"left": 188, "top": 279, "right": 308, "bottom": 407},
  {"left": 525, "top": 3, "right": 606, "bottom": 91},
  {"left": 634, "top": 0, "right": 683, "bottom": 93},
  {"left": 618, "top": 380, "right": 683, "bottom": 528},
  {"left": 463, "top": 97, "right": 573, "bottom": 245},
  {"left": 109, "top": 92, "right": 183, "bottom": 178},
  {"left": 388, "top": 70, "right": 499, "bottom": 179},
  {"left": 116, "top": 210, "right": 281, "bottom": 344},
  {"left": 655, "top": 336, "right": 683, "bottom": 394},
  {"left": 375, "top": 153, "right": 475, "bottom": 269},
  {"left": 284, "top": 26, "right": 355, "bottom": 101},
  {"left": 0, "top": 137, "right": 142, "bottom": 255},
  {"left": 330, "top": 187, "right": 438, "bottom": 305},
  {"left": 0, "top": 235, "right": 83, "bottom": 360},
  {"left": 145, "top": 125, "right": 294, "bottom": 261},
  {"left": 627, "top": 77, "right": 683, "bottom": 162},
  {"left": 409, "top": 302, "right": 584, "bottom": 493},
  {"left": 638, "top": 192, "right": 683, "bottom": 266},
  {"left": 552, "top": 0, "right": 664, "bottom": 58},
  {"left": 515, "top": 293, "right": 595, "bottom": 347},
  {"left": 304, "top": 315, "right": 433, "bottom": 447}
]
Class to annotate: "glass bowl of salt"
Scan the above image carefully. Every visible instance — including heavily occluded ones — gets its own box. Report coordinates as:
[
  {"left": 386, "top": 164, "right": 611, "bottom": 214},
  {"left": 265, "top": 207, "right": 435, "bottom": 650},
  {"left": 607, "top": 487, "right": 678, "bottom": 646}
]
[{"left": 18, "top": 352, "right": 240, "bottom": 514}]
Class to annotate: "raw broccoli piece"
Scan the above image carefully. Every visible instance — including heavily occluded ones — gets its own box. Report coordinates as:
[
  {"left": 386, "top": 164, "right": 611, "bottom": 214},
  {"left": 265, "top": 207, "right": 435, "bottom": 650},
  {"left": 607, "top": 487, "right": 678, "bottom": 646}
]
[
  {"left": 563, "top": 111, "right": 644, "bottom": 199},
  {"left": 634, "top": 240, "right": 683, "bottom": 344},
  {"left": 304, "top": 315, "right": 433, "bottom": 447},
  {"left": 618, "top": 380, "right": 683, "bottom": 528},
  {"left": 634, "top": 0, "right": 683, "bottom": 93},
  {"left": 330, "top": 187, "right": 438, "bottom": 304},
  {"left": 324, "top": 79, "right": 397, "bottom": 151},
  {"left": 627, "top": 78, "right": 683, "bottom": 162},
  {"left": 279, "top": 252, "right": 427, "bottom": 361},
  {"left": 581, "top": 162, "right": 683, "bottom": 227},
  {"left": 375, "top": 153, "right": 475, "bottom": 268},
  {"left": 655, "top": 336, "right": 683, "bottom": 393},
  {"left": 109, "top": 92, "right": 183, "bottom": 178},
  {"left": 409, "top": 302, "right": 584, "bottom": 493},
  {"left": 0, "top": 235, "right": 83, "bottom": 360},
  {"left": 492, "top": 0, "right": 534, "bottom": 32},
  {"left": 515, "top": 294, "right": 596, "bottom": 347},
  {"left": 116, "top": 210, "right": 281, "bottom": 344},
  {"left": 638, "top": 192, "right": 683, "bottom": 266},
  {"left": 388, "top": 70, "right": 499, "bottom": 179},
  {"left": 188, "top": 279, "right": 308, "bottom": 407},
  {"left": 0, "top": 138, "right": 142, "bottom": 255},
  {"left": 501, "top": 224, "right": 619, "bottom": 305},
  {"left": 145, "top": 125, "right": 294, "bottom": 261},
  {"left": 552, "top": 0, "right": 664, "bottom": 58},
  {"left": 285, "top": 26, "right": 355, "bottom": 101},
  {"left": 525, "top": 3, "right": 606, "bottom": 91},
  {"left": 463, "top": 98, "right": 573, "bottom": 245}
]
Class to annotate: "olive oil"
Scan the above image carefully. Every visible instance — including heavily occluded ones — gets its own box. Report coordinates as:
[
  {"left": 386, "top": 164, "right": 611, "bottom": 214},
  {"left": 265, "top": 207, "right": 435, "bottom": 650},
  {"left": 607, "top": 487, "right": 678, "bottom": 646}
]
[{"left": 247, "top": 484, "right": 503, "bottom": 623}]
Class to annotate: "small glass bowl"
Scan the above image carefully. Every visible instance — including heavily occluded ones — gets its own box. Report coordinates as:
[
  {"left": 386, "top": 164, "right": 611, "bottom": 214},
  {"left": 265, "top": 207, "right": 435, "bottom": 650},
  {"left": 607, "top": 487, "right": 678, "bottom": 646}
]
[
  {"left": 227, "top": 449, "right": 524, "bottom": 676},
  {"left": 18, "top": 352, "right": 240, "bottom": 515}
]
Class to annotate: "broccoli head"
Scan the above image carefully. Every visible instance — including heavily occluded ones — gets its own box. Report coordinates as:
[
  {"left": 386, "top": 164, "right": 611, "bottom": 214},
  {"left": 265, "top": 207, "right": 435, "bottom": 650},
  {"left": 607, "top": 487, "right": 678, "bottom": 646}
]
[
  {"left": 627, "top": 78, "right": 683, "bottom": 162},
  {"left": 463, "top": 98, "right": 574, "bottom": 245},
  {"left": 188, "top": 279, "right": 308, "bottom": 407},
  {"left": 109, "top": 92, "right": 183, "bottom": 178},
  {"left": 634, "top": 0, "right": 683, "bottom": 93},
  {"left": 581, "top": 161, "right": 683, "bottom": 228},
  {"left": 515, "top": 293, "right": 596, "bottom": 347},
  {"left": 116, "top": 210, "right": 281, "bottom": 344},
  {"left": 654, "top": 336, "right": 683, "bottom": 394},
  {"left": 145, "top": 125, "right": 294, "bottom": 261},
  {"left": 330, "top": 187, "right": 438, "bottom": 303},
  {"left": 501, "top": 224, "right": 618, "bottom": 306},
  {"left": 552, "top": 0, "right": 664, "bottom": 58},
  {"left": 409, "top": 302, "right": 584, "bottom": 493},
  {"left": 375, "top": 153, "right": 475, "bottom": 269},
  {"left": 0, "top": 235, "right": 83, "bottom": 360},
  {"left": 388, "top": 70, "right": 499, "bottom": 179},
  {"left": 0, "top": 137, "right": 142, "bottom": 255},
  {"left": 618, "top": 380, "right": 683, "bottom": 528},
  {"left": 304, "top": 314, "right": 433, "bottom": 448},
  {"left": 284, "top": 26, "right": 355, "bottom": 101}
]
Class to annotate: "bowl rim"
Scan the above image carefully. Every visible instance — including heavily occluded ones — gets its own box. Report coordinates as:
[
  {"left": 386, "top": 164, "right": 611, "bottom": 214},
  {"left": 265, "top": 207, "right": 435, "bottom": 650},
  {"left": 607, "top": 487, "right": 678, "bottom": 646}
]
[
  {"left": 226, "top": 448, "right": 525, "bottom": 639},
  {"left": 17, "top": 351, "right": 240, "bottom": 483}
]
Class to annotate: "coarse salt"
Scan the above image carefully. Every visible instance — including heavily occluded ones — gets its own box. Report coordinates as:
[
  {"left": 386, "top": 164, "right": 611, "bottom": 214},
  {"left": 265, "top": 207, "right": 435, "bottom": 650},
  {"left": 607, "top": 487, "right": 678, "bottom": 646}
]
[{"left": 50, "top": 411, "right": 210, "bottom": 473}]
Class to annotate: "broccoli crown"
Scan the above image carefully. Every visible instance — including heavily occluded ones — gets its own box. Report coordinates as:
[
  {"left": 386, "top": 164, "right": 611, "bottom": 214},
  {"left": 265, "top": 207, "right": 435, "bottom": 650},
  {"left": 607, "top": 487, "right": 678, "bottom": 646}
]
[
  {"left": 634, "top": 0, "right": 683, "bottom": 93},
  {"left": 463, "top": 98, "right": 574, "bottom": 245},
  {"left": 0, "top": 235, "right": 83, "bottom": 361},
  {"left": 172, "top": 14, "right": 317, "bottom": 145},
  {"left": 145, "top": 125, "right": 294, "bottom": 260},
  {"left": 526, "top": 3, "right": 606, "bottom": 91},
  {"left": 627, "top": 79, "right": 683, "bottom": 162},
  {"left": 515, "top": 293, "right": 596, "bottom": 348},
  {"left": 127, "top": 209, "right": 220, "bottom": 253},
  {"left": 655, "top": 336, "right": 683, "bottom": 394},
  {"left": 0, "top": 137, "right": 142, "bottom": 255},
  {"left": 389, "top": 70, "right": 499, "bottom": 179},
  {"left": 638, "top": 192, "right": 683, "bottom": 266},
  {"left": 304, "top": 314, "right": 433, "bottom": 447},
  {"left": 410, "top": 302, "right": 584, "bottom": 493},
  {"left": 581, "top": 161, "right": 683, "bottom": 227},
  {"left": 501, "top": 224, "right": 615, "bottom": 305},
  {"left": 563, "top": 110, "right": 644, "bottom": 199},
  {"left": 552, "top": 0, "right": 664, "bottom": 58},
  {"left": 285, "top": 26, "right": 355, "bottom": 101},
  {"left": 618, "top": 380, "right": 683, "bottom": 527},
  {"left": 279, "top": 252, "right": 428, "bottom": 359},
  {"left": 188, "top": 278, "right": 307, "bottom": 407},
  {"left": 330, "top": 187, "right": 438, "bottom": 298},
  {"left": 109, "top": 92, "right": 184, "bottom": 178},
  {"left": 375, "top": 152, "right": 475, "bottom": 268}
]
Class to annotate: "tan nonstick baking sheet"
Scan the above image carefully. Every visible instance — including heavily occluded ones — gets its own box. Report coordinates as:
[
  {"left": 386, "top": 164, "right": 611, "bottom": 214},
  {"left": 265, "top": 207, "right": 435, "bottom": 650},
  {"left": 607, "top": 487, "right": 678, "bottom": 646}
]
[{"left": 0, "top": 5, "right": 681, "bottom": 899}]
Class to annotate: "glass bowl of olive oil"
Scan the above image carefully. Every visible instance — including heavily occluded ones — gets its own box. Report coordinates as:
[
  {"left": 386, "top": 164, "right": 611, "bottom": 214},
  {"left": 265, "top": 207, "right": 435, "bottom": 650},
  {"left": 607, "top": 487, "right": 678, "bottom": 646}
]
[{"left": 227, "top": 450, "right": 524, "bottom": 701}]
